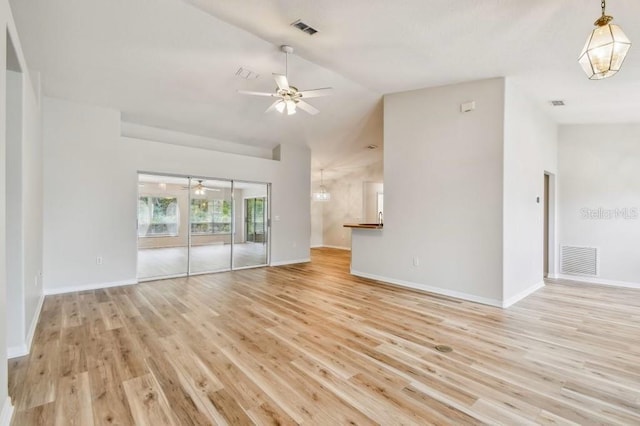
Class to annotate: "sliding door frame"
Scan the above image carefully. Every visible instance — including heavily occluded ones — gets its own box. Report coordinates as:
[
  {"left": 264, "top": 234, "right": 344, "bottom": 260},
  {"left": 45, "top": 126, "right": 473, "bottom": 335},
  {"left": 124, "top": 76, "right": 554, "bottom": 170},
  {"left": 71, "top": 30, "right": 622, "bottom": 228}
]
[{"left": 136, "top": 171, "right": 271, "bottom": 281}]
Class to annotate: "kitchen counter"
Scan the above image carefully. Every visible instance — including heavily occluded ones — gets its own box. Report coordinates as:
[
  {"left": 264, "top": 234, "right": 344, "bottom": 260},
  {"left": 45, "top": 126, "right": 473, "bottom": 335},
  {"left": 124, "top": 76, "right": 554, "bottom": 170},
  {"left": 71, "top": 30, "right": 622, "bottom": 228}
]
[{"left": 343, "top": 223, "right": 383, "bottom": 230}]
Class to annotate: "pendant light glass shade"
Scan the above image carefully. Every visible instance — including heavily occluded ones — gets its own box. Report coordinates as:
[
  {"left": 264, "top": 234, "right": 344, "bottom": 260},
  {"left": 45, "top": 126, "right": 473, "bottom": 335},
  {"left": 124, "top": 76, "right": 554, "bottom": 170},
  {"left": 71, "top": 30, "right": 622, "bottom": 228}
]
[
  {"left": 579, "top": 1, "right": 631, "bottom": 80},
  {"left": 312, "top": 169, "right": 331, "bottom": 202}
]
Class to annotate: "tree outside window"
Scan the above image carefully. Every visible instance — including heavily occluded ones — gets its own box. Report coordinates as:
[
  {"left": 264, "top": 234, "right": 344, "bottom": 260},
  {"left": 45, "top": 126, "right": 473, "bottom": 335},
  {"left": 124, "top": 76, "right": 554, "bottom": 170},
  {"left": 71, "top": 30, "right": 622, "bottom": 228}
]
[
  {"left": 138, "top": 197, "right": 179, "bottom": 236},
  {"left": 191, "top": 199, "right": 232, "bottom": 234}
]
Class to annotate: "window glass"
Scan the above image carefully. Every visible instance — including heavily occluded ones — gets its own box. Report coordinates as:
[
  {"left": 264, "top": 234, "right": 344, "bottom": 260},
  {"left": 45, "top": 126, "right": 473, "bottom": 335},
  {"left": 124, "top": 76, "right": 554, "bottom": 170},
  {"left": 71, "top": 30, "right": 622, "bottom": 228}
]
[
  {"left": 138, "top": 196, "right": 179, "bottom": 236},
  {"left": 191, "top": 198, "right": 232, "bottom": 234}
]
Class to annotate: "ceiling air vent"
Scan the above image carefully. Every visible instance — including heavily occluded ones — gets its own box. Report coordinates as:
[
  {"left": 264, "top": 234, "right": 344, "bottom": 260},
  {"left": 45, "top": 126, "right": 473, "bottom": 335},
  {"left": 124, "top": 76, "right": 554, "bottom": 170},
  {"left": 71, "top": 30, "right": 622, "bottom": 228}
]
[
  {"left": 550, "top": 100, "right": 565, "bottom": 106},
  {"left": 235, "top": 67, "right": 259, "bottom": 80},
  {"left": 291, "top": 19, "right": 318, "bottom": 35}
]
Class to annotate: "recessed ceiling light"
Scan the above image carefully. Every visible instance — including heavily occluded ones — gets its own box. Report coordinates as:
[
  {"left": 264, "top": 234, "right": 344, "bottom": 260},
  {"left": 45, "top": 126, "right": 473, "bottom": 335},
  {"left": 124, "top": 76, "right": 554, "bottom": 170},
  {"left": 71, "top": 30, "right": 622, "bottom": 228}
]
[
  {"left": 550, "top": 100, "right": 565, "bottom": 106},
  {"left": 291, "top": 19, "right": 318, "bottom": 35}
]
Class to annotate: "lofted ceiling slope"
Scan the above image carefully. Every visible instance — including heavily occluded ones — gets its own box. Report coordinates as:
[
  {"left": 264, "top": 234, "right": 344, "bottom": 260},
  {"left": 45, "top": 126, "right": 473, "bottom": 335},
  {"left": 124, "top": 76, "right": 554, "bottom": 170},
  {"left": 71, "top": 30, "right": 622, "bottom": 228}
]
[{"left": 9, "top": 0, "right": 640, "bottom": 177}]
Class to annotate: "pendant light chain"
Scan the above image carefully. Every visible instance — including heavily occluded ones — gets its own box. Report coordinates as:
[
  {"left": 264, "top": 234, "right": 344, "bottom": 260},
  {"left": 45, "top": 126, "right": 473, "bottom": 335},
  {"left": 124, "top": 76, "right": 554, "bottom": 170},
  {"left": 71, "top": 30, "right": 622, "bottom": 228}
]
[{"left": 601, "top": 0, "right": 606, "bottom": 16}]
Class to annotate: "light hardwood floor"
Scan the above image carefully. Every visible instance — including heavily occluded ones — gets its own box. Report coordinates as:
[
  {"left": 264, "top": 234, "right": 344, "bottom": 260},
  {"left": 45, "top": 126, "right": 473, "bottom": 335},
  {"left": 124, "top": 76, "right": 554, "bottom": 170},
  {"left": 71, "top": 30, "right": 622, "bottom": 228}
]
[
  {"left": 9, "top": 248, "right": 640, "bottom": 425},
  {"left": 137, "top": 243, "right": 268, "bottom": 279}
]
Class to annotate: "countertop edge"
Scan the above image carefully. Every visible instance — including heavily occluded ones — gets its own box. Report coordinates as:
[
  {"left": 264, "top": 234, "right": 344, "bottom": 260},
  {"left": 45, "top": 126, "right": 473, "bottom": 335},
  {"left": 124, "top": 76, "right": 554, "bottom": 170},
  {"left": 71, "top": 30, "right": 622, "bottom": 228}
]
[{"left": 343, "top": 223, "right": 383, "bottom": 229}]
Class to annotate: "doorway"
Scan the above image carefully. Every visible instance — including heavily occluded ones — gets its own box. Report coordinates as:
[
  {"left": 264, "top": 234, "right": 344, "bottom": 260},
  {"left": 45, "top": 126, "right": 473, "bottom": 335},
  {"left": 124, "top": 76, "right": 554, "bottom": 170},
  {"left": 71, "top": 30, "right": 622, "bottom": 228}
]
[
  {"left": 136, "top": 173, "right": 270, "bottom": 280},
  {"left": 543, "top": 174, "right": 549, "bottom": 277},
  {"left": 543, "top": 172, "right": 556, "bottom": 279}
]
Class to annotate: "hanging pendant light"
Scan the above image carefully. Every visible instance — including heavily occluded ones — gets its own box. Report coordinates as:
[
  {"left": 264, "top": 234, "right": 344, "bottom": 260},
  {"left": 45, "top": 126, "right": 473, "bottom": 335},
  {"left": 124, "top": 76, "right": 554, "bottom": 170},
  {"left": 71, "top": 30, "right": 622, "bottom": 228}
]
[
  {"left": 579, "top": 0, "right": 631, "bottom": 80},
  {"left": 312, "top": 169, "right": 331, "bottom": 202}
]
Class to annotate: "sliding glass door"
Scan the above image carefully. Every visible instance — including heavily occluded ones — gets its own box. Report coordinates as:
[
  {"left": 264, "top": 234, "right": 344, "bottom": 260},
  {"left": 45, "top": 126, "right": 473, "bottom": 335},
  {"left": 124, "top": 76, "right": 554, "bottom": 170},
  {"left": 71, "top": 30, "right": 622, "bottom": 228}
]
[
  {"left": 137, "top": 173, "right": 270, "bottom": 281},
  {"left": 137, "top": 174, "right": 190, "bottom": 280},
  {"left": 189, "top": 179, "right": 232, "bottom": 274},
  {"left": 233, "top": 181, "right": 269, "bottom": 268}
]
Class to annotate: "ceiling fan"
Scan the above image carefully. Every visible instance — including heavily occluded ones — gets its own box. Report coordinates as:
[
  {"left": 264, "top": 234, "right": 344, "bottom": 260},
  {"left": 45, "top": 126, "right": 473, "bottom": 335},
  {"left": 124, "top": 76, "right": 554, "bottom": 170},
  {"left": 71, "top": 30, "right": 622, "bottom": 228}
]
[
  {"left": 238, "top": 45, "right": 333, "bottom": 116},
  {"left": 182, "top": 180, "right": 220, "bottom": 195}
]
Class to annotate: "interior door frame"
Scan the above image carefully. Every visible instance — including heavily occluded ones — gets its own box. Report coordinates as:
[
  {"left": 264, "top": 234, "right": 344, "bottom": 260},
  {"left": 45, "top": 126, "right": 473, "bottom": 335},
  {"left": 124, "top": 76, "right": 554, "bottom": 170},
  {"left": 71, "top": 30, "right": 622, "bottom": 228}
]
[{"left": 543, "top": 171, "right": 557, "bottom": 279}]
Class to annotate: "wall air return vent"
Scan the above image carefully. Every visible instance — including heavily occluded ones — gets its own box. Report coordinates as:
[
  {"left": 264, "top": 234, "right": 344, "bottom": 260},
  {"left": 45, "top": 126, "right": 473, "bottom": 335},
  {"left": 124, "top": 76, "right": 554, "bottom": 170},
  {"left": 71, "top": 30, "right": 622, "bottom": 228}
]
[
  {"left": 561, "top": 246, "right": 598, "bottom": 277},
  {"left": 291, "top": 19, "right": 318, "bottom": 35}
]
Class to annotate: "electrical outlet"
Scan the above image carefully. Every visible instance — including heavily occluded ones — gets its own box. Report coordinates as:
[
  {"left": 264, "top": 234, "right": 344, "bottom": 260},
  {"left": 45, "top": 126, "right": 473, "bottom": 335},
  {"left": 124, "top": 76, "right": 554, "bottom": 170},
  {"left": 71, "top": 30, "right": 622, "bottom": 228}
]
[
  {"left": 96, "top": 256, "right": 103, "bottom": 265},
  {"left": 413, "top": 257, "right": 420, "bottom": 267}
]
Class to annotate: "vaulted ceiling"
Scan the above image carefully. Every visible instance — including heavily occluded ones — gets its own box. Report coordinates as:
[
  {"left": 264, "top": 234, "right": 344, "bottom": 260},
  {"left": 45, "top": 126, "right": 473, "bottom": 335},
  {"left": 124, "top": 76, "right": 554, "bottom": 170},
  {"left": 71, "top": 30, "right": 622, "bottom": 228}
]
[{"left": 10, "top": 0, "right": 640, "bottom": 178}]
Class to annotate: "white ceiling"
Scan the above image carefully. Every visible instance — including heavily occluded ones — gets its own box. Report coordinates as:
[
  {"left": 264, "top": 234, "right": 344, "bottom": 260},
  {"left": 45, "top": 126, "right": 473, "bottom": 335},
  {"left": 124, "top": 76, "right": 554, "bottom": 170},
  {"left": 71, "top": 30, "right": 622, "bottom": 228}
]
[{"left": 10, "top": 0, "right": 640, "bottom": 178}]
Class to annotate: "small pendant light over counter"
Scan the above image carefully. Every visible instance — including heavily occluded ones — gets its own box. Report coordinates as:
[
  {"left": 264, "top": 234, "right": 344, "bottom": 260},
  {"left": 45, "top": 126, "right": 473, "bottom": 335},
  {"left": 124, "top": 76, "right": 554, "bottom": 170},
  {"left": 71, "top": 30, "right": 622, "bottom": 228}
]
[
  {"left": 579, "top": 0, "right": 631, "bottom": 80},
  {"left": 312, "top": 169, "right": 331, "bottom": 202}
]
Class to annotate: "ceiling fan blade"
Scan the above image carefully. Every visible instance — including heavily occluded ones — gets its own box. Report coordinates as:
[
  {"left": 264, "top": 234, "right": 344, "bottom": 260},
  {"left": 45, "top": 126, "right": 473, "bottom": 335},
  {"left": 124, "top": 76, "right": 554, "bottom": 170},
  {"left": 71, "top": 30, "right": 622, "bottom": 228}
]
[
  {"left": 273, "top": 74, "right": 290, "bottom": 91},
  {"left": 298, "top": 87, "right": 334, "bottom": 98},
  {"left": 265, "top": 100, "right": 281, "bottom": 113},
  {"left": 238, "top": 90, "right": 276, "bottom": 97},
  {"left": 296, "top": 100, "right": 320, "bottom": 115}
]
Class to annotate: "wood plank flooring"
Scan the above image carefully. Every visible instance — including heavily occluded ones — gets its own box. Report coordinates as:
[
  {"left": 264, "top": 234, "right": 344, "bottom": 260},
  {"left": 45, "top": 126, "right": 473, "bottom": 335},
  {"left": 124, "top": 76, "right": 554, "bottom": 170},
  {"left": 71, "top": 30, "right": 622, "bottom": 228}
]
[
  {"left": 9, "top": 248, "right": 640, "bottom": 425},
  {"left": 138, "top": 243, "right": 268, "bottom": 280}
]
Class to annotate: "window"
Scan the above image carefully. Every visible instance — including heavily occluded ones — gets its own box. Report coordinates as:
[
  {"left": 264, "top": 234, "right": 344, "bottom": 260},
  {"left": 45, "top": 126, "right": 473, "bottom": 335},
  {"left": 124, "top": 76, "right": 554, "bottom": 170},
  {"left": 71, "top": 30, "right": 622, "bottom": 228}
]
[
  {"left": 191, "top": 198, "right": 232, "bottom": 234},
  {"left": 138, "top": 196, "right": 180, "bottom": 237}
]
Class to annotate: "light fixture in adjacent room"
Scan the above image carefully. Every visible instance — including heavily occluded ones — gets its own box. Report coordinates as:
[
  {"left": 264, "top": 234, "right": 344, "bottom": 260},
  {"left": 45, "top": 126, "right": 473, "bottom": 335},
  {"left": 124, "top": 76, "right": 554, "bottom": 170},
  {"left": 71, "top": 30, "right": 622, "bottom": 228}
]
[
  {"left": 312, "top": 169, "right": 330, "bottom": 202},
  {"left": 579, "top": 0, "right": 631, "bottom": 80}
]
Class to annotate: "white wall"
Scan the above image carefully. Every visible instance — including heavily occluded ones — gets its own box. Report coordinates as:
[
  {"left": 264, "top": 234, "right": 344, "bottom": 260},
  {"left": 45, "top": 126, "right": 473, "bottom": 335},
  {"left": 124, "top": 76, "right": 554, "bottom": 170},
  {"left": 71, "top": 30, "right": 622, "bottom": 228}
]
[
  {"left": 558, "top": 124, "right": 640, "bottom": 287},
  {"left": 310, "top": 194, "right": 323, "bottom": 247},
  {"left": 0, "top": 24, "right": 8, "bottom": 417},
  {"left": 6, "top": 70, "right": 23, "bottom": 351},
  {"left": 351, "top": 78, "right": 506, "bottom": 305},
  {"left": 363, "top": 181, "right": 384, "bottom": 224},
  {"left": 20, "top": 70, "right": 43, "bottom": 355},
  {"left": 503, "top": 80, "right": 557, "bottom": 303},
  {"left": 43, "top": 97, "right": 310, "bottom": 293},
  {"left": 1, "top": 0, "right": 44, "bottom": 418}
]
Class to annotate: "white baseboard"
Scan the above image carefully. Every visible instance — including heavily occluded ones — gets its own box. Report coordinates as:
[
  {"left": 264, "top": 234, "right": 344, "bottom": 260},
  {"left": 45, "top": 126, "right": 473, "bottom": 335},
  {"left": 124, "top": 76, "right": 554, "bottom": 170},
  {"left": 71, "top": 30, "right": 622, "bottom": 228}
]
[
  {"left": 7, "top": 293, "right": 46, "bottom": 359},
  {"left": 350, "top": 269, "right": 503, "bottom": 308},
  {"left": 270, "top": 258, "right": 311, "bottom": 267},
  {"left": 502, "top": 281, "right": 545, "bottom": 308},
  {"left": 556, "top": 274, "right": 640, "bottom": 290},
  {"left": 7, "top": 344, "right": 28, "bottom": 359},
  {"left": 321, "top": 245, "right": 351, "bottom": 251},
  {"left": 25, "top": 293, "right": 45, "bottom": 352},
  {"left": 44, "top": 279, "right": 138, "bottom": 296},
  {"left": 310, "top": 244, "right": 323, "bottom": 249},
  {"left": 0, "top": 397, "right": 13, "bottom": 426}
]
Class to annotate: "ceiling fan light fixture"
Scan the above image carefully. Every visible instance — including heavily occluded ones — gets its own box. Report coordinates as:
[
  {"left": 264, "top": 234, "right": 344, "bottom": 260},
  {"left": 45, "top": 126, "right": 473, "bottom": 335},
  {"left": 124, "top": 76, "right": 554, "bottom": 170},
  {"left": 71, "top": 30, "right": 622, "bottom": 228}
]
[
  {"left": 579, "top": 0, "right": 631, "bottom": 80},
  {"left": 286, "top": 100, "right": 296, "bottom": 115},
  {"left": 237, "top": 45, "right": 332, "bottom": 116}
]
